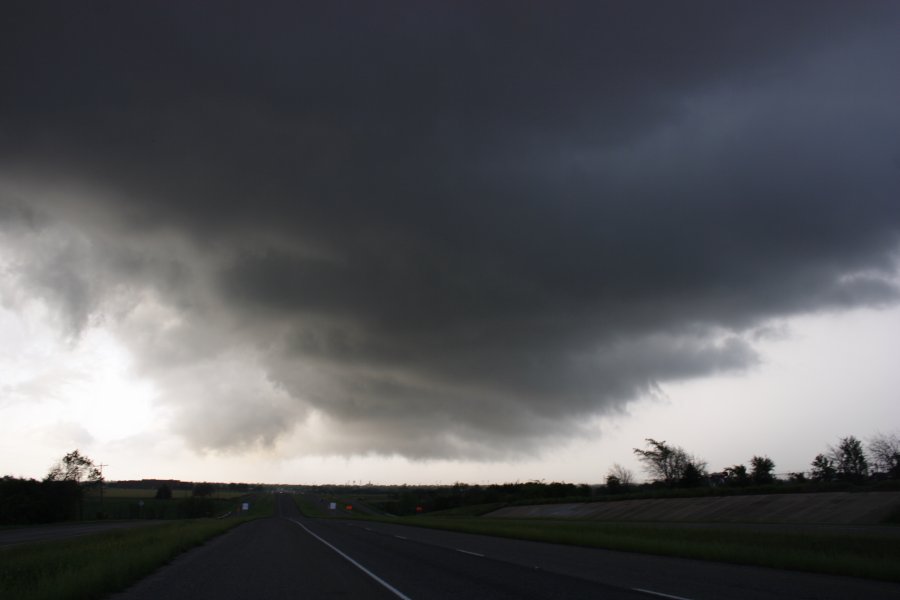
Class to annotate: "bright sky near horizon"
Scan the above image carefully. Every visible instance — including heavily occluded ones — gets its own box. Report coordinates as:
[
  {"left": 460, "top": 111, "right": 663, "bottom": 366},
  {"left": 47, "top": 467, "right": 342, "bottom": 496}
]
[
  {"left": 2, "top": 300, "right": 899, "bottom": 484},
  {"left": 2, "top": 3, "right": 899, "bottom": 485}
]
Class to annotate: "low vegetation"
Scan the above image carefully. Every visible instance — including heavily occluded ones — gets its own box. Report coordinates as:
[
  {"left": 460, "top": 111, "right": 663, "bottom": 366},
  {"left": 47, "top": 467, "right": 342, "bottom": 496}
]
[
  {"left": 0, "top": 495, "right": 272, "bottom": 600},
  {"left": 1, "top": 521, "right": 233, "bottom": 600},
  {"left": 80, "top": 492, "right": 238, "bottom": 521},
  {"left": 292, "top": 493, "right": 330, "bottom": 518},
  {"left": 0, "top": 448, "right": 279, "bottom": 528}
]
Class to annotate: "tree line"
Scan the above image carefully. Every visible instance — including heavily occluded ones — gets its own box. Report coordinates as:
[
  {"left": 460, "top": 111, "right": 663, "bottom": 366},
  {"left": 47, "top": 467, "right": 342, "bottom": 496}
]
[
  {"left": 622, "top": 432, "right": 899, "bottom": 490},
  {"left": 1, "top": 450, "right": 101, "bottom": 524},
  {"left": 371, "top": 431, "right": 900, "bottom": 515},
  {"left": 0, "top": 450, "right": 261, "bottom": 525},
  {"left": 3, "top": 432, "right": 897, "bottom": 523},
  {"left": 373, "top": 481, "right": 592, "bottom": 515}
]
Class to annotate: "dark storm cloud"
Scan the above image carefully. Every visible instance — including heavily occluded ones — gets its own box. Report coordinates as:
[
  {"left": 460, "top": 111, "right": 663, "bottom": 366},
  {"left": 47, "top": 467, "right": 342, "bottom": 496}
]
[{"left": 2, "top": 2, "right": 899, "bottom": 456}]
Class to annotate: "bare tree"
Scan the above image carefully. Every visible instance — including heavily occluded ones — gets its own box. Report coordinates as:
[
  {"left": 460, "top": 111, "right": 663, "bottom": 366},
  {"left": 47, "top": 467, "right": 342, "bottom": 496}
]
[
  {"left": 607, "top": 463, "right": 634, "bottom": 487},
  {"left": 605, "top": 463, "right": 634, "bottom": 491},
  {"left": 868, "top": 432, "right": 900, "bottom": 478}
]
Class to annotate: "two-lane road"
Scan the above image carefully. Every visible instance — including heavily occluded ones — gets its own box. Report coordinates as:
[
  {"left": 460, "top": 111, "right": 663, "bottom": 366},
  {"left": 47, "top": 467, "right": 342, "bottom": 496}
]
[
  {"left": 110, "top": 494, "right": 398, "bottom": 599},
  {"left": 111, "top": 494, "right": 900, "bottom": 599}
]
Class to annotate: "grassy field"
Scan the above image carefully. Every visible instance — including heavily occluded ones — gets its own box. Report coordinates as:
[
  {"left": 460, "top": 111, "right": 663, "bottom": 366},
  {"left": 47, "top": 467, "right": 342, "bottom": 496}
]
[
  {"left": 426, "top": 502, "right": 507, "bottom": 517},
  {"left": 79, "top": 488, "right": 249, "bottom": 520},
  {"left": 292, "top": 493, "right": 376, "bottom": 520},
  {"left": 98, "top": 488, "right": 247, "bottom": 500},
  {"left": 0, "top": 494, "right": 273, "bottom": 600},
  {"left": 293, "top": 493, "right": 330, "bottom": 518}
]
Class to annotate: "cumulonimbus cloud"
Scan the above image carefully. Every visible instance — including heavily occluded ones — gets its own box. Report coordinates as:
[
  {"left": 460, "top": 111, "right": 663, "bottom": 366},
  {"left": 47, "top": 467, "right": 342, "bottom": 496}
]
[{"left": 1, "top": 2, "right": 899, "bottom": 458}]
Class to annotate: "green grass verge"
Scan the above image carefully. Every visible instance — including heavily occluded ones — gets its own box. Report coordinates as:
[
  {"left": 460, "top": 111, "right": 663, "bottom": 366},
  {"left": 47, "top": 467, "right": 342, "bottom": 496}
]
[
  {"left": 293, "top": 493, "right": 326, "bottom": 517},
  {"left": 97, "top": 488, "right": 248, "bottom": 500},
  {"left": 0, "top": 496, "right": 274, "bottom": 600},
  {"left": 80, "top": 496, "right": 232, "bottom": 520},
  {"left": 81, "top": 491, "right": 262, "bottom": 520},
  {"left": 292, "top": 493, "right": 357, "bottom": 518},
  {"left": 426, "top": 502, "right": 507, "bottom": 517},
  {"left": 354, "top": 515, "right": 900, "bottom": 582},
  {"left": 882, "top": 504, "right": 900, "bottom": 524}
]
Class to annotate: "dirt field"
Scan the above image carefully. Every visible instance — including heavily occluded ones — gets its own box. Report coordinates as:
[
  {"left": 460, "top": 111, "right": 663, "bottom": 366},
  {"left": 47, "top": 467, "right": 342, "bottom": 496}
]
[{"left": 487, "top": 491, "right": 900, "bottom": 525}]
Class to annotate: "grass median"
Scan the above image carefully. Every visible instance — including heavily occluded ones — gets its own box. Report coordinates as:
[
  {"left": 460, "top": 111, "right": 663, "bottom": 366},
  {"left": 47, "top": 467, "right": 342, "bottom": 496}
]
[{"left": 0, "top": 494, "right": 273, "bottom": 600}]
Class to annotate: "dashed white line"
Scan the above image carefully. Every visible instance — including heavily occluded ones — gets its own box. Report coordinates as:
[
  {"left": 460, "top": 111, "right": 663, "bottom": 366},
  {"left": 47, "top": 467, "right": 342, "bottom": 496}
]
[
  {"left": 291, "top": 519, "right": 412, "bottom": 600},
  {"left": 632, "top": 588, "right": 695, "bottom": 600},
  {"left": 456, "top": 549, "right": 485, "bottom": 557},
  {"left": 394, "top": 535, "right": 408, "bottom": 540}
]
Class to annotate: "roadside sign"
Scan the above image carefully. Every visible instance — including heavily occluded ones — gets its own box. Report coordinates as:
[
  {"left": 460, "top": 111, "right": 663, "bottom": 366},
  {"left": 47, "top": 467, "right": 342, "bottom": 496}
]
[
  {"left": 242, "top": 502, "right": 249, "bottom": 511},
  {"left": 329, "top": 502, "right": 336, "bottom": 510}
]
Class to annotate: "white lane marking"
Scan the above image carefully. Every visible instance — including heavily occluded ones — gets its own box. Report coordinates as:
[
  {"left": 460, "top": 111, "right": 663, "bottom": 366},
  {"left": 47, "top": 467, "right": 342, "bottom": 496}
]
[
  {"left": 456, "top": 549, "right": 485, "bottom": 557},
  {"left": 365, "top": 528, "right": 374, "bottom": 532},
  {"left": 394, "top": 535, "right": 408, "bottom": 540},
  {"left": 291, "top": 519, "right": 413, "bottom": 600},
  {"left": 632, "top": 588, "right": 694, "bottom": 600}
]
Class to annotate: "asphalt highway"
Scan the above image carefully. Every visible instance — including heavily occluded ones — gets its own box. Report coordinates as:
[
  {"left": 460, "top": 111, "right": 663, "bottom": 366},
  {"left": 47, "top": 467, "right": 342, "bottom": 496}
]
[{"left": 110, "top": 494, "right": 900, "bottom": 599}]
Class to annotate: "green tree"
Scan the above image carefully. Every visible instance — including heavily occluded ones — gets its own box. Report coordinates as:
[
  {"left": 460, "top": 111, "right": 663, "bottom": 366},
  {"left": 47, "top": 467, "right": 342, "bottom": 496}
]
[
  {"left": 45, "top": 450, "right": 102, "bottom": 521},
  {"left": 155, "top": 484, "right": 173, "bottom": 500},
  {"left": 633, "top": 439, "right": 706, "bottom": 487},
  {"left": 750, "top": 455, "right": 775, "bottom": 485},
  {"left": 810, "top": 453, "right": 836, "bottom": 482},
  {"left": 192, "top": 482, "right": 215, "bottom": 497},
  {"left": 0, "top": 476, "right": 81, "bottom": 524},
  {"left": 723, "top": 464, "right": 750, "bottom": 486},
  {"left": 830, "top": 436, "right": 868, "bottom": 483},
  {"left": 46, "top": 450, "right": 102, "bottom": 484},
  {"left": 179, "top": 496, "right": 215, "bottom": 518},
  {"left": 634, "top": 439, "right": 679, "bottom": 485},
  {"left": 678, "top": 462, "right": 707, "bottom": 488}
]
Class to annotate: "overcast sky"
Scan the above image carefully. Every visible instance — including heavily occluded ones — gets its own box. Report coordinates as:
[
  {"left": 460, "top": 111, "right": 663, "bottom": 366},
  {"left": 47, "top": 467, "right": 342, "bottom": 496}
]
[{"left": 2, "top": 2, "right": 899, "bottom": 484}]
